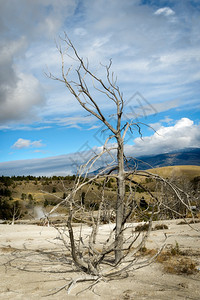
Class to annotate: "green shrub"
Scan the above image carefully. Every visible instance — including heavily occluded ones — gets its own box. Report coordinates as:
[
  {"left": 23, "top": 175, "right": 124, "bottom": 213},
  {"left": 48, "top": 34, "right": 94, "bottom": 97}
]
[
  {"left": 0, "top": 198, "right": 21, "bottom": 220},
  {"left": 0, "top": 188, "right": 12, "bottom": 197},
  {"left": 28, "top": 194, "right": 33, "bottom": 201},
  {"left": 52, "top": 187, "right": 56, "bottom": 193},
  {"left": 44, "top": 199, "right": 49, "bottom": 207}
]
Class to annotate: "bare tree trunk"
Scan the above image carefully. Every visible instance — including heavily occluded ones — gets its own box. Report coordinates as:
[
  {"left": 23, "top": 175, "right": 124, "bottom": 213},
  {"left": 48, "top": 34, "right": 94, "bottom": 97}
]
[{"left": 115, "top": 137, "right": 125, "bottom": 263}]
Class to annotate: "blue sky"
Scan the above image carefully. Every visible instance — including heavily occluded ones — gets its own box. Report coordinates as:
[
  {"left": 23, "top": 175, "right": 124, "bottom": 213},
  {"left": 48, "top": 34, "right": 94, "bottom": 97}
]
[{"left": 0, "top": 0, "right": 200, "bottom": 176}]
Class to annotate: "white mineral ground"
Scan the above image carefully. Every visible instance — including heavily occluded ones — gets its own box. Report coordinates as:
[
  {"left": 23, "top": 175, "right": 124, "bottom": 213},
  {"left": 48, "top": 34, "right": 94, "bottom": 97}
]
[{"left": 0, "top": 220, "right": 199, "bottom": 299}]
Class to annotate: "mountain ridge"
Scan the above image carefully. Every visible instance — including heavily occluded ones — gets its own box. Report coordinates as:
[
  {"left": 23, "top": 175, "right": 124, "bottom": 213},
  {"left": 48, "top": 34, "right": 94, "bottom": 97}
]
[
  {"left": 132, "top": 147, "right": 200, "bottom": 170},
  {"left": 90, "top": 148, "right": 200, "bottom": 175}
]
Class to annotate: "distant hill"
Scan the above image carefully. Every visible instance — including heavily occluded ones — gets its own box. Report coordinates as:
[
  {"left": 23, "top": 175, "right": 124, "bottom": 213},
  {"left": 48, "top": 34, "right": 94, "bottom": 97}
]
[
  {"left": 145, "top": 165, "right": 200, "bottom": 181},
  {"left": 128, "top": 148, "right": 200, "bottom": 170}
]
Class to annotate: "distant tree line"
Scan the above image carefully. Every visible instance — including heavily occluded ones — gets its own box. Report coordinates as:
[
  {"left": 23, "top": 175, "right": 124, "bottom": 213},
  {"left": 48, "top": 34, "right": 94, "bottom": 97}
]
[{"left": 0, "top": 175, "right": 77, "bottom": 185}]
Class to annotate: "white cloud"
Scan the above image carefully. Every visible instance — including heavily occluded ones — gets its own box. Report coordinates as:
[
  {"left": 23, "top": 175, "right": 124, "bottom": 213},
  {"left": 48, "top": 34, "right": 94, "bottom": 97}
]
[
  {"left": 87, "top": 125, "right": 101, "bottom": 131},
  {"left": 160, "top": 116, "right": 173, "bottom": 124},
  {"left": 154, "top": 7, "right": 175, "bottom": 17},
  {"left": 12, "top": 139, "right": 31, "bottom": 149},
  {"left": 12, "top": 138, "right": 44, "bottom": 149},
  {"left": 149, "top": 116, "right": 174, "bottom": 130},
  {"left": 127, "top": 118, "right": 200, "bottom": 157},
  {"left": 173, "top": 117, "right": 193, "bottom": 129},
  {"left": 0, "top": 71, "right": 45, "bottom": 124},
  {"left": 54, "top": 115, "right": 97, "bottom": 128}
]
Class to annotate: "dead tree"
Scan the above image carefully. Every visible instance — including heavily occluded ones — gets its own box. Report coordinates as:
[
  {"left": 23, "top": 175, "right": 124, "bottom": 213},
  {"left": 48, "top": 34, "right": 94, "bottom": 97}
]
[
  {"left": 46, "top": 35, "right": 194, "bottom": 290},
  {"left": 47, "top": 34, "right": 138, "bottom": 263}
]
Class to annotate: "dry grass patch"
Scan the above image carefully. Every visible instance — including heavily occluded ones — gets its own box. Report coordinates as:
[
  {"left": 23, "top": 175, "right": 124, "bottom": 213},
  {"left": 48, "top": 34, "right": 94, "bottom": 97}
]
[
  {"left": 155, "top": 243, "right": 197, "bottom": 275},
  {"left": 154, "top": 224, "right": 169, "bottom": 230},
  {"left": 138, "top": 241, "right": 198, "bottom": 275},
  {"left": 135, "top": 223, "right": 168, "bottom": 232},
  {"left": 162, "top": 256, "right": 197, "bottom": 275},
  {"left": 178, "top": 219, "right": 200, "bottom": 225}
]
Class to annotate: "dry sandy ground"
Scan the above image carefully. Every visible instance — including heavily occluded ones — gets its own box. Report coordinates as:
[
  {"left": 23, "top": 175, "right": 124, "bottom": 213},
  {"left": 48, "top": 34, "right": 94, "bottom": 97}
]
[{"left": 0, "top": 220, "right": 200, "bottom": 300}]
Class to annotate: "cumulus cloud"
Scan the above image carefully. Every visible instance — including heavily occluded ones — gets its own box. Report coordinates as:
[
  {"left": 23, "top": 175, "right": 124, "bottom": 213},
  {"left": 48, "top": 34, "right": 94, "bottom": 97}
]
[
  {"left": 0, "top": 71, "right": 45, "bottom": 124},
  {"left": 0, "top": 0, "right": 77, "bottom": 126},
  {"left": 12, "top": 138, "right": 44, "bottom": 149},
  {"left": 0, "top": 34, "right": 45, "bottom": 125},
  {"left": 126, "top": 118, "right": 200, "bottom": 157}
]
